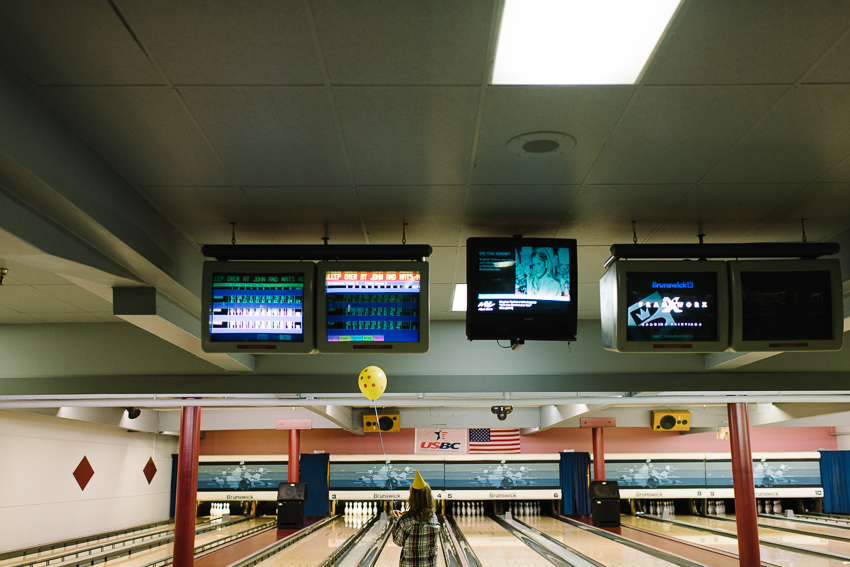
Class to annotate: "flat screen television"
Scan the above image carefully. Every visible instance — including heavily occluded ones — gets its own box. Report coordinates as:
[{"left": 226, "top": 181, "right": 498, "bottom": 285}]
[
  {"left": 316, "top": 261, "right": 429, "bottom": 353},
  {"left": 465, "top": 237, "right": 577, "bottom": 341},
  {"left": 201, "top": 261, "right": 315, "bottom": 353},
  {"left": 599, "top": 260, "right": 728, "bottom": 352},
  {"left": 729, "top": 259, "right": 843, "bottom": 352}
]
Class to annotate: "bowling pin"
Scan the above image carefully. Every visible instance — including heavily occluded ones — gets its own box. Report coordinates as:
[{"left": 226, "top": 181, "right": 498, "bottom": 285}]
[
  {"left": 757, "top": 500, "right": 763, "bottom": 514},
  {"left": 707, "top": 500, "right": 715, "bottom": 515},
  {"left": 774, "top": 500, "right": 782, "bottom": 514}
]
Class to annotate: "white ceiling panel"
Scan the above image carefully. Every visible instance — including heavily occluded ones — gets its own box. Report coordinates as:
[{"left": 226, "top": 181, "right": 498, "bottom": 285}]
[
  {"left": 32, "top": 285, "right": 114, "bottom": 312},
  {"left": 704, "top": 85, "right": 850, "bottom": 184},
  {"left": 428, "top": 247, "right": 459, "bottom": 285},
  {"left": 742, "top": 183, "right": 850, "bottom": 243},
  {"left": 642, "top": 0, "right": 850, "bottom": 85},
  {"left": 0, "top": 261, "right": 76, "bottom": 286},
  {"left": 40, "top": 87, "right": 232, "bottom": 186},
  {"left": 587, "top": 86, "right": 788, "bottom": 184},
  {"left": 358, "top": 186, "right": 467, "bottom": 247},
  {"left": 181, "top": 87, "right": 350, "bottom": 187},
  {"left": 557, "top": 184, "right": 692, "bottom": 245},
  {"left": 454, "top": 247, "right": 467, "bottom": 284},
  {"left": 473, "top": 87, "right": 634, "bottom": 186},
  {"left": 143, "top": 186, "right": 259, "bottom": 247},
  {"left": 576, "top": 282, "right": 600, "bottom": 317},
  {"left": 119, "top": 0, "right": 323, "bottom": 85},
  {"left": 430, "top": 283, "right": 453, "bottom": 315},
  {"left": 648, "top": 183, "right": 806, "bottom": 244},
  {"left": 0, "top": 286, "right": 82, "bottom": 314},
  {"left": 0, "top": 313, "right": 42, "bottom": 324},
  {"left": 819, "top": 155, "right": 850, "bottom": 184},
  {"left": 0, "top": 0, "right": 162, "bottom": 85},
  {"left": 312, "top": 0, "right": 493, "bottom": 85},
  {"left": 465, "top": 186, "right": 579, "bottom": 239},
  {"left": 334, "top": 87, "right": 480, "bottom": 185},
  {"left": 30, "top": 312, "right": 106, "bottom": 323}
]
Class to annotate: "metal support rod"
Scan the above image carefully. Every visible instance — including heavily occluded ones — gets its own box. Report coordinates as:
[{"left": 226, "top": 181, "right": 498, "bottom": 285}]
[
  {"left": 201, "top": 244, "right": 432, "bottom": 261},
  {"left": 288, "top": 429, "right": 300, "bottom": 483},
  {"left": 173, "top": 405, "right": 201, "bottom": 567},
  {"left": 727, "top": 403, "right": 761, "bottom": 567},
  {"left": 592, "top": 427, "right": 605, "bottom": 482}
]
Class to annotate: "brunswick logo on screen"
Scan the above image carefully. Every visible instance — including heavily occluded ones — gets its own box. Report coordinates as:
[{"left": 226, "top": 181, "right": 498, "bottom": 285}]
[{"left": 468, "top": 428, "right": 521, "bottom": 453}]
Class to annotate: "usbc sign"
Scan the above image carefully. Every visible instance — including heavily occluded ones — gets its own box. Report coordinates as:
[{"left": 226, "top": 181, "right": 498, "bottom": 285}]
[{"left": 415, "top": 429, "right": 467, "bottom": 454}]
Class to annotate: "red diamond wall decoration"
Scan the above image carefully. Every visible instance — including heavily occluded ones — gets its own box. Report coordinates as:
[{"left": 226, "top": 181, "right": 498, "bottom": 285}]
[
  {"left": 73, "top": 456, "right": 94, "bottom": 491},
  {"left": 143, "top": 457, "right": 157, "bottom": 485}
]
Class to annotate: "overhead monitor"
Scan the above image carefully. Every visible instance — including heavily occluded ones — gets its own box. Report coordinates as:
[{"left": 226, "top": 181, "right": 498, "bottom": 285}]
[
  {"left": 728, "top": 259, "right": 843, "bottom": 352},
  {"left": 466, "top": 237, "right": 577, "bottom": 341},
  {"left": 201, "top": 262, "right": 315, "bottom": 353},
  {"left": 316, "top": 261, "right": 429, "bottom": 353},
  {"left": 599, "top": 260, "right": 728, "bottom": 352}
]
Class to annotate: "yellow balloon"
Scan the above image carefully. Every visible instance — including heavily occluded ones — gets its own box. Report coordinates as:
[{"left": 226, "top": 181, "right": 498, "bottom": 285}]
[{"left": 358, "top": 366, "right": 387, "bottom": 402}]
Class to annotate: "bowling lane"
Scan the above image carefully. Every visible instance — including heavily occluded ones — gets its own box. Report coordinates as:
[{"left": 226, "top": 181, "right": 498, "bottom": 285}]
[
  {"left": 718, "top": 514, "right": 850, "bottom": 541},
  {"left": 678, "top": 514, "right": 850, "bottom": 556},
  {"left": 98, "top": 517, "right": 275, "bottom": 567},
  {"left": 453, "top": 516, "right": 554, "bottom": 567},
  {"left": 253, "top": 517, "right": 364, "bottom": 567},
  {"left": 522, "top": 515, "right": 689, "bottom": 567},
  {"left": 621, "top": 515, "right": 850, "bottom": 567}
]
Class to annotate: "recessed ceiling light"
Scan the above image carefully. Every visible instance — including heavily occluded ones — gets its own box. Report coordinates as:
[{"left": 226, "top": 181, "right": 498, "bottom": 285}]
[
  {"left": 452, "top": 284, "right": 467, "bottom": 311},
  {"left": 492, "top": 0, "right": 682, "bottom": 85}
]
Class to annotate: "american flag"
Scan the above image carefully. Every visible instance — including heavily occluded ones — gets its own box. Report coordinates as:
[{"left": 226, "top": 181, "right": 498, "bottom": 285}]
[{"left": 468, "top": 428, "right": 521, "bottom": 453}]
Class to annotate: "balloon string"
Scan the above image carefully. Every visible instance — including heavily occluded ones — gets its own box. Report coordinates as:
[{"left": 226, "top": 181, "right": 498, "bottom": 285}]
[{"left": 374, "top": 400, "right": 394, "bottom": 510}]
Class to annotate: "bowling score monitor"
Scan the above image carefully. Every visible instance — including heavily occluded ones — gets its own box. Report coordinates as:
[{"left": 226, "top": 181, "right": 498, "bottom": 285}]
[
  {"left": 316, "top": 261, "right": 429, "bottom": 353},
  {"left": 201, "top": 262, "right": 315, "bottom": 353},
  {"left": 599, "top": 260, "right": 728, "bottom": 353},
  {"left": 728, "top": 259, "right": 843, "bottom": 352}
]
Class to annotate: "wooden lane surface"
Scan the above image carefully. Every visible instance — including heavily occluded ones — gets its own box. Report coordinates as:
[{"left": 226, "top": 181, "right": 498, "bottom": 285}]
[
  {"left": 0, "top": 521, "right": 185, "bottom": 567},
  {"left": 677, "top": 514, "right": 850, "bottom": 557},
  {"left": 719, "top": 514, "right": 850, "bottom": 540},
  {"left": 373, "top": 523, "right": 447, "bottom": 567},
  {"left": 453, "top": 516, "right": 553, "bottom": 567},
  {"left": 523, "top": 515, "right": 690, "bottom": 567},
  {"left": 251, "top": 517, "right": 362, "bottom": 567},
  {"left": 92, "top": 517, "right": 274, "bottom": 567},
  {"left": 621, "top": 515, "right": 850, "bottom": 567}
]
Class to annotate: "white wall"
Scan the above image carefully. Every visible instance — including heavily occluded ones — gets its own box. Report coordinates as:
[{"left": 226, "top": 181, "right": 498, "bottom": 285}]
[{"left": 0, "top": 409, "right": 177, "bottom": 552}]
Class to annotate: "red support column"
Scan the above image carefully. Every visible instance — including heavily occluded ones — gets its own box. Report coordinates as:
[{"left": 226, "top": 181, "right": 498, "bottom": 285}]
[
  {"left": 288, "top": 429, "right": 300, "bottom": 483},
  {"left": 592, "top": 427, "right": 605, "bottom": 481},
  {"left": 173, "top": 405, "right": 201, "bottom": 567},
  {"left": 728, "top": 403, "right": 761, "bottom": 567}
]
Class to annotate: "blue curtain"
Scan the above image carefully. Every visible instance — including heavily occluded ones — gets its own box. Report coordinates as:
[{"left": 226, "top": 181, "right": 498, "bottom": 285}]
[
  {"left": 560, "top": 452, "right": 591, "bottom": 515},
  {"left": 301, "top": 453, "right": 330, "bottom": 517},
  {"left": 820, "top": 451, "right": 850, "bottom": 513}
]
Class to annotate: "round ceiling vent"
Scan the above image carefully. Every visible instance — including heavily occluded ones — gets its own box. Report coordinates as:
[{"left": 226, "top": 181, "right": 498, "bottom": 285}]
[{"left": 506, "top": 131, "right": 576, "bottom": 156}]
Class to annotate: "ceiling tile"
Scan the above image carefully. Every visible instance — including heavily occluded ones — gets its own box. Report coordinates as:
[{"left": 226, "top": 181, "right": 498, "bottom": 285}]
[
  {"left": 143, "top": 186, "right": 258, "bottom": 246},
  {"left": 803, "top": 33, "right": 850, "bottom": 84},
  {"left": 576, "top": 282, "right": 600, "bottom": 316},
  {"left": 557, "top": 184, "right": 692, "bottom": 245},
  {"left": 586, "top": 86, "right": 787, "bottom": 184},
  {"left": 576, "top": 246, "right": 615, "bottom": 284},
  {"left": 704, "top": 86, "right": 850, "bottom": 184},
  {"left": 0, "top": 0, "right": 162, "bottom": 85},
  {"left": 181, "top": 87, "right": 350, "bottom": 186},
  {"left": 0, "top": 262, "right": 75, "bottom": 285},
  {"left": 430, "top": 283, "right": 453, "bottom": 314},
  {"left": 40, "top": 87, "right": 232, "bottom": 186},
  {"left": 647, "top": 183, "right": 806, "bottom": 244},
  {"left": 334, "top": 87, "right": 480, "bottom": 185},
  {"left": 358, "top": 186, "right": 466, "bottom": 247},
  {"left": 32, "top": 285, "right": 114, "bottom": 312},
  {"left": 427, "top": 247, "right": 459, "bottom": 285},
  {"left": 312, "top": 0, "right": 493, "bottom": 85},
  {"left": 819, "top": 155, "right": 850, "bottom": 183},
  {"left": 473, "top": 87, "right": 634, "bottom": 185},
  {"left": 642, "top": 0, "right": 850, "bottom": 85},
  {"left": 465, "top": 185, "right": 579, "bottom": 239},
  {"left": 454, "top": 247, "right": 467, "bottom": 284},
  {"left": 120, "top": 0, "right": 323, "bottom": 85},
  {"left": 743, "top": 183, "right": 850, "bottom": 243},
  {"left": 0, "top": 286, "right": 82, "bottom": 314},
  {"left": 0, "top": 313, "right": 42, "bottom": 324},
  {"left": 30, "top": 312, "right": 105, "bottom": 323}
]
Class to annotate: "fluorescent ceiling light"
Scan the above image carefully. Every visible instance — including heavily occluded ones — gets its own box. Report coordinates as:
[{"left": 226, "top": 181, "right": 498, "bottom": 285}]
[
  {"left": 492, "top": 0, "right": 681, "bottom": 85},
  {"left": 452, "top": 284, "right": 467, "bottom": 311}
]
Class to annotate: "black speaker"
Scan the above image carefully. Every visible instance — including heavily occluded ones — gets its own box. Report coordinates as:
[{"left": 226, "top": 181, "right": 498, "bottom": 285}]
[
  {"left": 278, "top": 482, "right": 308, "bottom": 501},
  {"left": 590, "top": 480, "right": 619, "bottom": 499},
  {"left": 591, "top": 498, "right": 621, "bottom": 527},
  {"left": 277, "top": 500, "right": 304, "bottom": 529}
]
